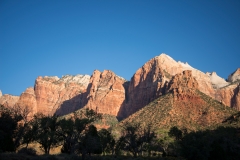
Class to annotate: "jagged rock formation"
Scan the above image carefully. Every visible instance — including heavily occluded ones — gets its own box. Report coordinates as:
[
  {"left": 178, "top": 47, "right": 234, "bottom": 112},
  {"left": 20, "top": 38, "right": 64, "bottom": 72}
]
[
  {"left": 0, "top": 90, "right": 2, "bottom": 97},
  {"left": 0, "top": 53, "right": 239, "bottom": 120},
  {"left": 35, "top": 75, "right": 90, "bottom": 115},
  {"left": 117, "top": 57, "right": 170, "bottom": 119},
  {"left": 228, "top": 68, "right": 240, "bottom": 82},
  {"left": 115, "top": 71, "right": 237, "bottom": 132},
  {"left": 0, "top": 75, "right": 90, "bottom": 116},
  {"left": 0, "top": 94, "right": 19, "bottom": 108},
  {"left": 15, "top": 87, "right": 37, "bottom": 117},
  {"left": 118, "top": 54, "right": 239, "bottom": 118},
  {"left": 206, "top": 72, "right": 230, "bottom": 88},
  {"left": 82, "top": 70, "right": 127, "bottom": 116}
]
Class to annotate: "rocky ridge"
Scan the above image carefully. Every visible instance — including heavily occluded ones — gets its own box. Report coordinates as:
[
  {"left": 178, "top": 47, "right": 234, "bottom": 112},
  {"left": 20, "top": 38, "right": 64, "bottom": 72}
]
[
  {"left": 0, "top": 94, "right": 19, "bottom": 108},
  {"left": 0, "top": 54, "right": 239, "bottom": 121},
  {"left": 0, "top": 75, "right": 90, "bottom": 116},
  {"left": 81, "top": 70, "right": 127, "bottom": 116},
  {"left": 228, "top": 68, "right": 240, "bottom": 82},
  {"left": 115, "top": 71, "right": 237, "bottom": 133}
]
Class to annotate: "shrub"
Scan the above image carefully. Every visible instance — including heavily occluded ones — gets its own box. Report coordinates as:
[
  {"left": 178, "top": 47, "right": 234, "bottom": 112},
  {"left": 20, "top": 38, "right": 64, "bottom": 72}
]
[{"left": 18, "top": 147, "right": 36, "bottom": 156}]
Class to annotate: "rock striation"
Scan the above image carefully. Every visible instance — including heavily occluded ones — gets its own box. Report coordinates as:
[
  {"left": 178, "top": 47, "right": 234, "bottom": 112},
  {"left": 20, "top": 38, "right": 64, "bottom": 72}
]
[
  {"left": 34, "top": 75, "right": 90, "bottom": 115},
  {"left": 0, "top": 74, "right": 90, "bottom": 117},
  {"left": 82, "top": 70, "right": 127, "bottom": 116}
]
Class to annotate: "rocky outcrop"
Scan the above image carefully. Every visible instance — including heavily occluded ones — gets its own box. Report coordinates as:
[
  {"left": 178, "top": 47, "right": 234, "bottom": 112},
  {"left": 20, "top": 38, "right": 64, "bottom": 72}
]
[
  {"left": 152, "top": 54, "right": 216, "bottom": 96},
  {"left": 15, "top": 87, "right": 37, "bottom": 117},
  {"left": 0, "top": 53, "right": 239, "bottom": 120},
  {"left": 0, "top": 94, "right": 19, "bottom": 108},
  {"left": 228, "top": 68, "right": 240, "bottom": 83},
  {"left": 232, "top": 84, "right": 240, "bottom": 110},
  {"left": 206, "top": 72, "right": 229, "bottom": 88},
  {"left": 167, "top": 70, "right": 199, "bottom": 100},
  {"left": 35, "top": 75, "right": 90, "bottom": 115},
  {"left": 82, "top": 70, "right": 127, "bottom": 116},
  {"left": 117, "top": 57, "right": 170, "bottom": 119},
  {"left": 0, "top": 90, "right": 2, "bottom": 97},
  {"left": 117, "top": 70, "right": 236, "bottom": 132},
  {"left": 0, "top": 74, "right": 90, "bottom": 117},
  {"left": 118, "top": 54, "right": 239, "bottom": 118}
]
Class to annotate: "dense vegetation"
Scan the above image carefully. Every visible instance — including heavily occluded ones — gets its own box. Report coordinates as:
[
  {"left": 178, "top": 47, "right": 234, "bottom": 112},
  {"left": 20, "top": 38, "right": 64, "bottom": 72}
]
[{"left": 0, "top": 105, "right": 240, "bottom": 160}]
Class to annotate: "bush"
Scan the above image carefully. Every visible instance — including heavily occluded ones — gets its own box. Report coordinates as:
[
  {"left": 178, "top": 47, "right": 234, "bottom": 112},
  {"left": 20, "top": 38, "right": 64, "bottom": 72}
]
[{"left": 18, "top": 147, "right": 36, "bottom": 156}]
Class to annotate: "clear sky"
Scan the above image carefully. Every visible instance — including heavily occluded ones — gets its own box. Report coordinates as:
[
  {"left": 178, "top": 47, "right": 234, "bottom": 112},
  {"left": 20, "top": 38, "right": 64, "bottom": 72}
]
[{"left": 0, "top": 0, "right": 239, "bottom": 96}]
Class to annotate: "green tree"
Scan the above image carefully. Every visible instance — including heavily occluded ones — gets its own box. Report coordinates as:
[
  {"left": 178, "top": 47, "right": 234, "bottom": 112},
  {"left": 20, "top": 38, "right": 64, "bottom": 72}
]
[
  {"left": 33, "top": 114, "right": 60, "bottom": 154},
  {"left": 0, "top": 108, "right": 22, "bottom": 152},
  {"left": 80, "top": 125, "right": 102, "bottom": 157},
  {"left": 22, "top": 116, "right": 41, "bottom": 149},
  {"left": 168, "top": 126, "right": 182, "bottom": 141},
  {"left": 98, "top": 128, "right": 115, "bottom": 155},
  {"left": 119, "top": 123, "right": 155, "bottom": 157},
  {"left": 58, "top": 109, "right": 102, "bottom": 155}
]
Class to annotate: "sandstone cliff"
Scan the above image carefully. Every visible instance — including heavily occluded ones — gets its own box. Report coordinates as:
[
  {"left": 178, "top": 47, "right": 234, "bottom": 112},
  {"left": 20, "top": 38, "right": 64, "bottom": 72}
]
[
  {"left": 35, "top": 75, "right": 90, "bottom": 115},
  {"left": 0, "top": 74, "right": 90, "bottom": 117},
  {"left": 117, "top": 54, "right": 239, "bottom": 118},
  {"left": 82, "top": 70, "right": 127, "bottom": 116},
  {"left": 116, "top": 71, "right": 237, "bottom": 132},
  {"left": 0, "top": 94, "right": 19, "bottom": 108},
  {"left": 228, "top": 68, "right": 240, "bottom": 82},
  {"left": 0, "top": 53, "right": 239, "bottom": 120}
]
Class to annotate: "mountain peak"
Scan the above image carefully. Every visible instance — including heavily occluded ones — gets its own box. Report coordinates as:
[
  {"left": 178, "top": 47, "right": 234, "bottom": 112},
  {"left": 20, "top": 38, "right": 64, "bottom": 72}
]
[
  {"left": 156, "top": 53, "right": 174, "bottom": 61},
  {"left": 228, "top": 68, "right": 240, "bottom": 82}
]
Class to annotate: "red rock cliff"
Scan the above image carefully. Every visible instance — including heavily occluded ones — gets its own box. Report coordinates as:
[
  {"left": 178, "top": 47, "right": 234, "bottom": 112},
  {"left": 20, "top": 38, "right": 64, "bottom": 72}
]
[{"left": 82, "top": 70, "right": 127, "bottom": 116}]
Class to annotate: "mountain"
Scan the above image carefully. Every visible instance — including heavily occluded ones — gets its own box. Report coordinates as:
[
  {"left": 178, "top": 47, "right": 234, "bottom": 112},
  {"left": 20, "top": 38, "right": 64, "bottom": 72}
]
[
  {"left": 0, "top": 75, "right": 90, "bottom": 116},
  {"left": 0, "top": 53, "right": 239, "bottom": 120},
  {"left": 228, "top": 68, "right": 240, "bottom": 82},
  {"left": 79, "top": 70, "right": 127, "bottom": 116},
  {"left": 114, "top": 70, "right": 237, "bottom": 132},
  {"left": 118, "top": 54, "right": 239, "bottom": 118}
]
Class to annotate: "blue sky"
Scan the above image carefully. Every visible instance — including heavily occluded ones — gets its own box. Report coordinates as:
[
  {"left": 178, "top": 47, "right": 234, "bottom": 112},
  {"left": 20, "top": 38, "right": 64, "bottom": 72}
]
[{"left": 0, "top": 0, "right": 239, "bottom": 96}]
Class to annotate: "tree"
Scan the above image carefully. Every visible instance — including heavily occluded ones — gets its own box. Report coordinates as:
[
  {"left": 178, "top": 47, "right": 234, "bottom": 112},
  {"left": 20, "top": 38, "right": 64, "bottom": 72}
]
[
  {"left": 33, "top": 114, "right": 61, "bottom": 154},
  {"left": 98, "top": 128, "right": 115, "bottom": 155},
  {"left": 168, "top": 126, "right": 182, "bottom": 141},
  {"left": 0, "top": 107, "right": 22, "bottom": 152},
  {"left": 79, "top": 125, "right": 102, "bottom": 159},
  {"left": 119, "top": 123, "right": 155, "bottom": 157},
  {"left": 58, "top": 109, "right": 102, "bottom": 155},
  {"left": 22, "top": 116, "right": 40, "bottom": 149}
]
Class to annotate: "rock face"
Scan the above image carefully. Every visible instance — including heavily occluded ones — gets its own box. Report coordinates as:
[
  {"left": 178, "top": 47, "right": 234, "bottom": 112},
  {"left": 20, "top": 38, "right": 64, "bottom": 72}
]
[
  {"left": 15, "top": 87, "right": 37, "bottom": 117},
  {"left": 82, "top": 70, "right": 127, "bottom": 116},
  {"left": 166, "top": 70, "right": 199, "bottom": 100},
  {"left": 118, "top": 54, "right": 239, "bottom": 118},
  {"left": 228, "top": 68, "right": 240, "bottom": 82},
  {"left": 0, "top": 90, "right": 2, "bottom": 97},
  {"left": 206, "top": 72, "right": 230, "bottom": 88},
  {"left": 34, "top": 75, "right": 90, "bottom": 115},
  {"left": 0, "top": 53, "right": 239, "bottom": 120},
  {"left": 118, "top": 57, "right": 170, "bottom": 119},
  {"left": 0, "top": 75, "right": 90, "bottom": 117},
  {"left": 0, "top": 94, "right": 19, "bottom": 108},
  {"left": 117, "top": 70, "right": 237, "bottom": 132}
]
